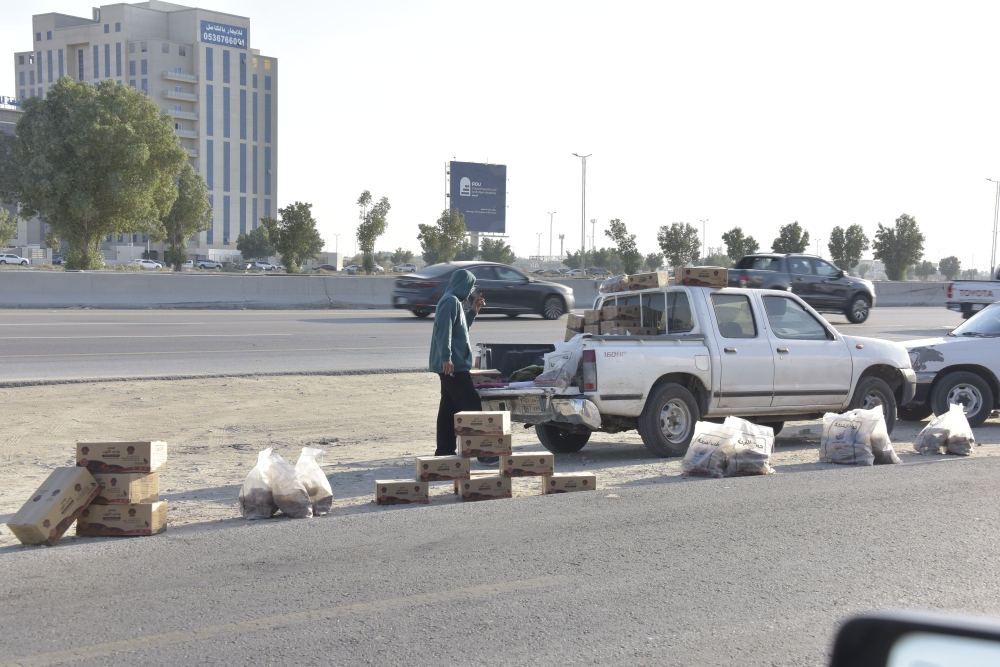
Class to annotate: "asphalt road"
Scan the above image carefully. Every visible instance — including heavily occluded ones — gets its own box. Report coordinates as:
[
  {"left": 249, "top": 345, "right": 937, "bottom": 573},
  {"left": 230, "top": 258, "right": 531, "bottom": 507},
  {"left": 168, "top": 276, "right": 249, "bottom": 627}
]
[
  {"left": 0, "top": 307, "right": 965, "bottom": 384},
  {"left": 3, "top": 453, "right": 999, "bottom": 666}
]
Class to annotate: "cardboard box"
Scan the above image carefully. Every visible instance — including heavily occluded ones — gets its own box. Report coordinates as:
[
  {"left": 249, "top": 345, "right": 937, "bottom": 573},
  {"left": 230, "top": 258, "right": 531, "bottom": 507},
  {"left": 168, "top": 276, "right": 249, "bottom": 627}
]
[
  {"left": 566, "top": 313, "right": 585, "bottom": 331},
  {"left": 459, "top": 435, "right": 513, "bottom": 458},
  {"left": 415, "top": 455, "right": 471, "bottom": 482},
  {"left": 470, "top": 369, "right": 502, "bottom": 386},
  {"left": 454, "top": 411, "right": 511, "bottom": 436},
  {"left": 76, "top": 501, "right": 168, "bottom": 537},
  {"left": 456, "top": 475, "right": 512, "bottom": 502},
  {"left": 91, "top": 472, "right": 159, "bottom": 505},
  {"left": 565, "top": 328, "right": 579, "bottom": 342},
  {"left": 7, "top": 467, "right": 102, "bottom": 546},
  {"left": 602, "top": 304, "right": 642, "bottom": 321},
  {"left": 501, "top": 453, "right": 554, "bottom": 477},
  {"left": 584, "top": 325, "right": 601, "bottom": 335},
  {"left": 453, "top": 470, "right": 497, "bottom": 494},
  {"left": 77, "top": 441, "right": 168, "bottom": 474},
  {"left": 628, "top": 271, "right": 670, "bottom": 291},
  {"left": 599, "top": 322, "right": 657, "bottom": 336},
  {"left": 375, "top": 479, "right": 429, "bottom": 505},
  {"left": 542, "top": 473, "right": 597, "bottom": 494},
  {"left": 583, "top": 309, "right": 602, "bottom": 325},
  {"left": 680, "top": 266, "right": 728, "bottom": 288}
]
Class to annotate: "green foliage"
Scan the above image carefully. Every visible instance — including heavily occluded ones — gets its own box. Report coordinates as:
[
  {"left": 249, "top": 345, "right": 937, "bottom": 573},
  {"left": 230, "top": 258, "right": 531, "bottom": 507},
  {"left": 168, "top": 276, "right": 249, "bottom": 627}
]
[
  {"left": 938, "top": 256, "right": 961, "bottom": 281},
  {"left": 914, "top": 260, "right": 937, "bottom": 280},
  {"left": 236, "top": 226, "right": 275, "bottom": 261},
  {"left": 260, "top": 202, "right": 324, "bottom": 273},
  {"left": 563, "top": 248, "right": 623, "bottom": 274},
  {"left": 454, "top": 240, "right": 479, "bottom": 261},
  {"left": 355, "top": 190, "right": 391, "bottom": 275},
  {"left": 0, "top": 79, "right": 186, "bottom": 269},
  {"left": 644, "top": 252, "right": 664, "bottom": 271},
  {"left": 827, "top": 224, "right": 870, "bottom": 272},
  {"left": 771, "top": 222, "right": 810, "bottom": 254},
  {"left": 702, "top": 249, "right": 733, "bottom": 269},
  {"left": 390, "top": 247, "right": 414, "bottom": 265},
  {"left": 480, "top": 237, "right": 516, "bottom": 265},
  {"left": 873, "top": 213, "right": 925, "bottom": 281},
  {"left": 604, "top": 218, "right": 642, "bottom": 274},
  {"left": 857, "top": 263, "right": 869, "bottom": 279},
  {"left": 961, "top": 268, "right": 980, "bottom": 280},
  {"left": 721, "top": 227, "right": 759, "bottom": 261},
  {"left": 0, "top": 208, "right": 17, "bottom": 247},
  {"left": 417, "top": 208, "right": 467, "bottom": 264},
  {"left": 161, "top": 164, "right": 211, "bottom": 270},
  {"left": 657, "top": 222, "right": 701, "bottom": 271}
]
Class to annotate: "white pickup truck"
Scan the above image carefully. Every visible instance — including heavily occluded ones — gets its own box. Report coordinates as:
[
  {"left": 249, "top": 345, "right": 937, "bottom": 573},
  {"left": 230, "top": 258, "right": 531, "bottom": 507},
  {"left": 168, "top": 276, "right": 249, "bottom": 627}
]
[
  {"left": 946, "top": 269, "right": 1000, "bottom": 319},
  {"left": 476, "top": 286, "right": 916, "bottom": 457}
]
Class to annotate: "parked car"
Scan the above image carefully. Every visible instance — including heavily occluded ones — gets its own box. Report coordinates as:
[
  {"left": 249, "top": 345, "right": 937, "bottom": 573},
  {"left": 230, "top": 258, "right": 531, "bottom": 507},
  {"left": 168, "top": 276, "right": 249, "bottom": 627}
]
[
  {"left": 730, "top": 253, "right": 877, "bottom": 323},
  {"left": 52, "top": 253, "right": 63, "bottom": 265},
  {"left": 392, "top": 263, "right": 417, "bottom": 273},
  {"left": 564, "top": 269, "right": 586, "bottom": 278},
  {"left": 0, "top": 253, "right": 28, "bottom": 266},
  {"left": 945, "top": 268, "right": 1000, "bottom": 319},
  {"left": 128, "top": 259, "right": 162, "bottom": 270},
  {"left": 271, "top": 263, "right": 285, "bottom": 272},
  {"left": 586, "top": 267, "right": 612, "bottom": 278},
  {"left": 344, "top": 264, "right": 363, "bottom": 274},
  {"left": 475, "top": 285, "right": 914, "bottom": 457},
  {"left": 247, "top": 261, "right": 276, "bottom": 271},
  {"left": 195, "top": 260, "right": 223, "bottom": 270},
  {"left": 900, "top": 301, "right": 1000, "bottom": 426},
  {"left": 314, "top": 264, "right": 339, "bottom": 272},
  {"left": 392, "top": 261, "right": 575, "bottom": 320}
]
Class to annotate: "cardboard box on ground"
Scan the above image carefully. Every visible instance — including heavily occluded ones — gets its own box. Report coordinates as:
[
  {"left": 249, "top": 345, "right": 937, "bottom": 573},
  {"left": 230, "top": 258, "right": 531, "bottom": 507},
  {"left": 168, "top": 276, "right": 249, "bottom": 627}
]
[
  {"left": 77, "top": 441, "right": 168, "bottom": 473},
  {"left": 7, "top": 467, "right": 102, "bottom": 546},
  {"left": 77, "top": 501, "right": 168, "bottom": 537}
]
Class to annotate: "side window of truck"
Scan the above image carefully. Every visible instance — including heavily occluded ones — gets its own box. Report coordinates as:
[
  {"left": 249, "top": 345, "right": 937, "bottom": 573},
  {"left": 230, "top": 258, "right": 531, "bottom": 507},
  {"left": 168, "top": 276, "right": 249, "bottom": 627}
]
[
  {"left": 762, "top": 296, "right": 830, "bottom": 340},
  {"left": 644, "top": 291, "right": 695, "bottom": 334},
  {"left": 711, "top": 294, "right": 758, "bottom": 338},
  {"left": 789, "top": 258, "right": 813, "bottom": 275}
]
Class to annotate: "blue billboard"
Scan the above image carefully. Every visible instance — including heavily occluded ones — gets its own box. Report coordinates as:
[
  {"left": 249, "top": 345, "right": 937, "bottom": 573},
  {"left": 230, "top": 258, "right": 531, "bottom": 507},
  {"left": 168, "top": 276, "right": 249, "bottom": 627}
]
[
  {"left": 449, "top": 161, "right": 506, "bottom": 234},
  {"left": 200, "top": 21, "right": 248, "bottom": 49}
]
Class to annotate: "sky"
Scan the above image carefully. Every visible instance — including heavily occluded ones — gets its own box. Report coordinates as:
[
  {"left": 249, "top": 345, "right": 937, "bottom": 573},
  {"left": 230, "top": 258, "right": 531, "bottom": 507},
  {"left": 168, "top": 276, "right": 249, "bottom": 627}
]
[{"left": 4, "top": 1, "right": 1000, "bottom": 272}]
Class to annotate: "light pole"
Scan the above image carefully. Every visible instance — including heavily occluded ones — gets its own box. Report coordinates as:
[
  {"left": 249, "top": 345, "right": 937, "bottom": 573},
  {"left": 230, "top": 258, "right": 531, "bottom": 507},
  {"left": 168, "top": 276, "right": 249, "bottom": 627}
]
[
  {"left": 573, "top": 153, "right": 591, "bottom": 274},
  {"left": 547, "top": 212, "right": 556, "bottom": 259},
  {"left": 700, "top": 219, "right": 708, "bottom": 259},
  {"left": 590, "top": 218, "right": 597, "bottom": 252},
  {"left": 558, "top": 234, "right": 565, "bottom": 258},
  {"left": 536, "top": 232, "right": 543, "bottom": 258},
  {"left": 988, "top": 178, "right": 1000, "bottom": 279}
]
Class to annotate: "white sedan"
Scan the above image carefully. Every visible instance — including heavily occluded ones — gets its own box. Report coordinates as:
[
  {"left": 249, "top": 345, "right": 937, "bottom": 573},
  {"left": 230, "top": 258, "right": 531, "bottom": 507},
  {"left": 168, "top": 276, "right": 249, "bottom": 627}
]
[
  {"left": 129, "top": 259, "right": 162, "bottom": 270},
  {"left": 901, "top": 302, "right": 1000, "bottom": 426}
]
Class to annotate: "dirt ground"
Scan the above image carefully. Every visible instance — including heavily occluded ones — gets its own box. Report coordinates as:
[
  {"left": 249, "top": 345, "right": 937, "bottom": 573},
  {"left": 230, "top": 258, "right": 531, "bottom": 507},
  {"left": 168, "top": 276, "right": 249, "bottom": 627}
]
[{"left": 2, "top": 372, "right": 998, "bottom": 548}]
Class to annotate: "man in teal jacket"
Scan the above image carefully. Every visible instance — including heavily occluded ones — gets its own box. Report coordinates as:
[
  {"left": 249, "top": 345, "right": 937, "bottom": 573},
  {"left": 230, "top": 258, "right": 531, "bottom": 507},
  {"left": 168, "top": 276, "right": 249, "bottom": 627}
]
[{"left": 429, "top": 269, "right": 489, "bottom": 457}]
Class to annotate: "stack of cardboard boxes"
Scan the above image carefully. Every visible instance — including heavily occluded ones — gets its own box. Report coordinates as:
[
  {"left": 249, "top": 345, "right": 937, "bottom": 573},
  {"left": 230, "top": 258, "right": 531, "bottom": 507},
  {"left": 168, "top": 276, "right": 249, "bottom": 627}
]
[{"left": 75, "top": 441, "right": 169, "bottom": 537}]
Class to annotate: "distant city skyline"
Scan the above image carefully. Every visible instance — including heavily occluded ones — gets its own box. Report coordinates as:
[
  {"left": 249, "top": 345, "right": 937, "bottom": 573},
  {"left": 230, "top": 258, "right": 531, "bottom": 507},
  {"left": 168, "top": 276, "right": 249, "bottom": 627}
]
[{"left": 5, "top": 1, "right": 999, "bottom": 273}]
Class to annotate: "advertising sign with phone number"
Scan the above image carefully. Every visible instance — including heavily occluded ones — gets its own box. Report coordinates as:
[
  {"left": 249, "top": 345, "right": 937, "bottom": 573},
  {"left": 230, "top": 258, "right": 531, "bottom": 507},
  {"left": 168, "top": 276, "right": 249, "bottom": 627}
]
[{"left": 201, "top": 21, "right": 248, "bottom": 49}]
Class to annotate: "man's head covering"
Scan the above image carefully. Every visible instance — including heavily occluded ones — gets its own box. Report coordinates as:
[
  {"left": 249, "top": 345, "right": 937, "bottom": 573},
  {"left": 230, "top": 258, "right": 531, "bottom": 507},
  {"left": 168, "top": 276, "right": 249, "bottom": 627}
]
[{"left": 444, "top": 269, "right": 476, "bottom": 301}]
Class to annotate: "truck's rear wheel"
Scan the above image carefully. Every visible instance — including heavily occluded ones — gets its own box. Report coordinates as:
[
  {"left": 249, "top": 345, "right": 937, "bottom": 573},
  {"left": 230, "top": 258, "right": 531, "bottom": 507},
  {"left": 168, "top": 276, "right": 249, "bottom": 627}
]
[
  {"left": 535, "top": 423, "right": 590, "bottom": 453},
  {"left": 638, "top": 383, "right": 701, "bottom": 457}
]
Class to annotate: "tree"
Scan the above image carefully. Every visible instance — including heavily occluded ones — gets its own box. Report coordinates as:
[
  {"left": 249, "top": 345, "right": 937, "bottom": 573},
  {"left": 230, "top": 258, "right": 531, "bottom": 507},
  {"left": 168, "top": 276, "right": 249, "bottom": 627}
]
[
  {"left": 604, "top": 218, "right": 642, "bottom": 274},
  {"left": 702, "top": 247, "right": 733, "bottom": 269},
  {"left": 938, "top": 256, "right": 961, "bottom": 281},
  {"left": 0, "top": 79, "right": 186, "bottom": 269},
  {"left": 873, "top": 213, "right": 925, "bottom": 281},
  {"left": 644, "top": 252, "right": 664, "bottom": 271},
  {"left": 236, "top": 226, "right": 275, "bottom": 261},
  {"left": 0, "top": 208, "right": 16, "bottom": 247},
  {"left": 390, "top": 247, "right": 414, "bottom": 265},
  {"left": 827, "top": 224, "right": 870, "bottom": 272},
  {"left": 657, "top": 222, "right": 701, "bottom": 272},
  {"left": 721, "top": 227, "right": 760, "bottom": 262},
  {"left": 160, "top": 164, "right": 212, "bottom": 270},
  {"left": 771, "top": 221, "right": 810, "bottom": 254},
  {"left": 417, "top": 208, "right": 467, "bottom": 264},
  {"left": 857, "top": 263, "right": 869, "bottom": 279},
  {"left": 480, "top": 237, "right": 516, "bottom": 264},
  {"left": 914, "top": 260, "right": 936, "bottom": 280},
  {"left": 961, "top": 268, "right": 980, "bottom": 280},
  {"left": 260, "top": 202, "right": 324, "bottom": 273},
  {"left": 355, "top": 190, "right": 391, "bottom": 275}
]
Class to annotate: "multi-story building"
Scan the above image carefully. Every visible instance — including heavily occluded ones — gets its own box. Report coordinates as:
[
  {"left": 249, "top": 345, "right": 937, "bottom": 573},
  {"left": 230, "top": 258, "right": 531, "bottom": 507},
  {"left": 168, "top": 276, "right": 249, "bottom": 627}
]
[{"left": 12, "top": 1, "right": 278, "bottom": 261}]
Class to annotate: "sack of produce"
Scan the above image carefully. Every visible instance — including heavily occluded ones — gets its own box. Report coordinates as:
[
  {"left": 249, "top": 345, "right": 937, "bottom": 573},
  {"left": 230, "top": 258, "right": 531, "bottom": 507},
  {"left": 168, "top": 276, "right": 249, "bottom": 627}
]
[
  {"left": 914, "top": 404, "right": 976, "bottom": 456},
  {"left": 269, "top": 452, "right": 314, "bottom": 518},
  {"left": 819, "top": 407, "right": 891, "bottom": 466},
  {"left": 238, "top": 448, "right": 278, "bottom": 520},
  {"left": 295, "top": 447, "right": 334, "bottom": 515},
  {"left": 722, "top": 417, "right": 775, "bottom": 476},
  {"left": 682, "top": 422, "right": 735, "bottom": 478},
  {"left": 534, "top": 337, "right": 584, "bottom": 390},
  {"left": 598, "top": 274, "right": 629, "bottom": 294},
  {"left": 866, "top": 409, "right": 900, "bottom": 464}
]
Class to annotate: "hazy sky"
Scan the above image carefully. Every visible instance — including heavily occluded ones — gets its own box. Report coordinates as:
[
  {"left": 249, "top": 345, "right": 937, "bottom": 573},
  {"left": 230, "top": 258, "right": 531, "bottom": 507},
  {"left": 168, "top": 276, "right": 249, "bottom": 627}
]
[{"left": 5, "top": 1, "right": 1000, "bottom": 271}]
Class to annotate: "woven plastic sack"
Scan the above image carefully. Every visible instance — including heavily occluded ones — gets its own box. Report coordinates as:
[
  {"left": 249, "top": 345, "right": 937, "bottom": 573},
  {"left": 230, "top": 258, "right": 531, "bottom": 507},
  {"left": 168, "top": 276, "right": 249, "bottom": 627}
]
[
  {"left": 533, "top": 336, "right": 584, "bottom": 390},
  {"left": 682, "top": 422, "right": 736, "bottom": 478},
  {"left": 722, "top": 417, "right": 775, "bottom": 476},
  {"left": 914, "top": 404, "right": 976, "bottom": 456},
  {"left": 238, "top": 448, "right": 277, "bottom": 520},
  {"left": 269, "top": 452, "right": 313, "bottom": 518},
  {"left": 598, "top": 275, "right": 629, "bottom": 294},
  {"left": 820, "top": 407, "right": 886, "bottom": 466},
  {"left": 295, "top": 447, "right": 334, "bottom": 515}
]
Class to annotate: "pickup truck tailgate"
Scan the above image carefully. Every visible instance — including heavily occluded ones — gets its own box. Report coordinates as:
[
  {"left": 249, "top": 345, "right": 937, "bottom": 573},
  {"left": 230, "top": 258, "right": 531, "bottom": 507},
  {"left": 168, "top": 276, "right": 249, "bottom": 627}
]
[{"left": 478, "top": 387, "right": 600, "bottom": 429}]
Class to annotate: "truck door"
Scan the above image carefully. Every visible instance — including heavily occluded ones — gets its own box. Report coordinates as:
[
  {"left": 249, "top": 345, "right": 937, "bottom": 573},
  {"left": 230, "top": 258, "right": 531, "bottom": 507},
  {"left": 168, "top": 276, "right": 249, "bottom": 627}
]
[
  {"left": 788, "top": 256, "right": 819, "bottom": 302},
  {"left": 759, "top": 294, "right": 852, "bottom": 408},
  {"left": 811, "top": 259, "right": 850, "bottom": 307},
  {"left": 709, "top": 293, "right": 775, "bottom": 408}
]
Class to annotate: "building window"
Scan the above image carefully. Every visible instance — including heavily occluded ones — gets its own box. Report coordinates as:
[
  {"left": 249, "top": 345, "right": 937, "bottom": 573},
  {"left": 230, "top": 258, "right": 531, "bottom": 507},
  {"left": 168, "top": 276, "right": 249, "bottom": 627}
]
[
  {"left": 207, "top": 195, "right": 214, "bottom": 244},
  {"left": 253, "top": 198, "right": 258, "bottom": 230},
  {"left": 130, "top": 79, "right": 136, "bottom": 88},
  {"left": 265, "top": 199, "right": 271, "bottom": 218},
  {"left": 252, "top": 57, "right": 258, "bottom": 68},
  {"left": 206, "top": 140, "right": 214, "bottom": 190},
  {"left": 46, "top": 51, "right": 53, "bottom": 83},
  {"left": 223, "top": 142, "right": 231, "bottom": 192},
  {"left": 223, "top": 50, "right": 230, "bottom": 84},
  {"left": 37, "top": 51, "right": 42, "bottom": 82},
  {"left": 129, "top": 61, "right": 136, "bottom": 76},
  {"left": 141, "top": 79, "right": 147, "bottom": 94},
  {"left": 37, "top": 32, "right": 43, "bottom": 41},
  {"left": 129, "top": 43, "right": 135, "bottom": 54},
  {"left": 252, "top": 73, "right": 257, "bottom": 89},
  {"left": 179, "top": 45, "right": 186, "bottom": 57},
  {"left": 20, "top": 89, "right": 25, "bottom": 99},
  {"left": 239, "top": 89, "right": 246, "bottom": 140},
  {"left": 264, "top": 59, "right": 271, "bottom": 70},
  {"left": 206, "top": 84, "right": 213, "bottom": 136},
  {"left": 174, "top": 104, "right": 181, "bottom": 111},
  {"left": 240, "top": 53, "right": 246, "bottom": 86},
  {"left": 78, "top": 49, "right": 84, "bottom": 80},
  {"left": 140, "top": 41, "right": 147, "bottom": 53},
  {"left": 264, "top": 146, "right": 271, "bottom": 196},
  {"left": 205, "top": 47, "right": 213, "bottom": 81},
  {"left": 240, "top": 197, "right": 247, "bottom": 235},
  {"left": 223, "top": 196, "right": 231, "bottom": 244},
  {"left": 252, "top": 145, "right": 258, "bottom": 194},
  {"left": 141, "top": 59, "right": 147, "bottom": 75},
  {"left": 19, "top": 71, "right": 25, "bottom": 86},
  {"left": 162, "top": 43, "right": 170, "bottom": 54},
  {"left": 29, "top": 71, "right": 35, "bottom": 85},
  {"left": 240, "top": 143, "right": 246, "bottom": 193},
  {"left": 223, "top": 87, "right": 230, "bottom": 138},
  {"left": 93, "top": 45, "right": 99, "bottom": 78},
  {"left": 47, "top": 31, "right": 52, "bottom": 40},
  {"left": 264, "top": 76, "right": 271, "bottom": 91},
  {"left": 104, "top": 45, "right": 110, "bottom": 78},
  {"left": 58, "top": 49, "right": 64, "bottom": 78},
  {"left": 252, "top": 91, "right": 258, "bottom": 141},
  {"left": 115, "top": 22, "right": 121, "bottom": 32},
  {"left": 19, "top": 55, "right": 24, "bottom": 65},
  {"left": 116, "top": 43, "right": 122, "bottom": 77},
  {"left": 264, "top": 93, "right": 271, "bottom": 143}
]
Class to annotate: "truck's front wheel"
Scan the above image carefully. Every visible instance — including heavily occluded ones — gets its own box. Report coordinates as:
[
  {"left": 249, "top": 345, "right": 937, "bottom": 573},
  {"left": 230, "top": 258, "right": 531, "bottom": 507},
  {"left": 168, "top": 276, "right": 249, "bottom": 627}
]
[
  {"left": 638, "top": 383, "right": 701, "bottom": 457},
  {"left": 535, "top": 424, "right": 591, "bottom": 454}
]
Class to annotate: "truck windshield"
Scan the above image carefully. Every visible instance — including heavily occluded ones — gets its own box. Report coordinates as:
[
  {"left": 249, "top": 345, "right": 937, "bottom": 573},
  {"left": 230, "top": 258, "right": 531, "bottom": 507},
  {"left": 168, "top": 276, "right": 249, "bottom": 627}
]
[
  {"left": 735, "top": 257, "right": 780, "bottom": 271},
  {"left": 601, "top": 291, "right": 694, "bottom": 333},
  {"left": 950, "top": 303, "right": 1000, "bottom": 337}
]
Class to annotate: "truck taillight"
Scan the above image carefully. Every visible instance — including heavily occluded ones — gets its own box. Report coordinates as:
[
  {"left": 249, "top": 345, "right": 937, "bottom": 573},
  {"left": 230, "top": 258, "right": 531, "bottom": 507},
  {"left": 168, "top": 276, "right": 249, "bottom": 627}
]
[
  {"left": 947, "top": 283, "right": 953, "bottom": 299},
  {"left": 739, "top": 274, "right": 749, "bottom": 287},
  {"left": 582, "top": 349, "right": 597, "bottom": 392}
]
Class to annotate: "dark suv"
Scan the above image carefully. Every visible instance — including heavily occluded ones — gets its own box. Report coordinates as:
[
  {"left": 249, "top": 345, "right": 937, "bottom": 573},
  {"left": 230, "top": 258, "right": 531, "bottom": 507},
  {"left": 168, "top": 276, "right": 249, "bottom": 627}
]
[
  {"left": 730, "top": 254, "right": 877, "bottom": 323},
  {"left": 392, "top": 261, "right": 575, "bottom": 319}
]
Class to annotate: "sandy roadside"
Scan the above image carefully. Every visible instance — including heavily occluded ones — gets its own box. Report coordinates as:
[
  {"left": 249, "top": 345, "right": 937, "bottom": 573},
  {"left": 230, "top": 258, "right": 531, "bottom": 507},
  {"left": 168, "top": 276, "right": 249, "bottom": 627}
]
[{"left": 1, "top": 372, "right": 997, "bottom": 549}]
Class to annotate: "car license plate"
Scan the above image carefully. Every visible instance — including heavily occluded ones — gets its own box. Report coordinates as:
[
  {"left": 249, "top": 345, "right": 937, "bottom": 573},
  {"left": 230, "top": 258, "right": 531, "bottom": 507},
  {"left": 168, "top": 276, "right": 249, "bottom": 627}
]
[
  {"left": 395, "top": 297, "right": 408, "bottom": 305},
  {"left": 517, "top": 395, "right": 544, "bottom": 414}
]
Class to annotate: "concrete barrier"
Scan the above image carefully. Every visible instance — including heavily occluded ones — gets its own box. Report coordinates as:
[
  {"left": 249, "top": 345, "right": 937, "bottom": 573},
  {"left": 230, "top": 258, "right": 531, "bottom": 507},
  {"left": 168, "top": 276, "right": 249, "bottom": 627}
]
[{"left": 873, "top": 281, "right": 947, "bottom": 307}]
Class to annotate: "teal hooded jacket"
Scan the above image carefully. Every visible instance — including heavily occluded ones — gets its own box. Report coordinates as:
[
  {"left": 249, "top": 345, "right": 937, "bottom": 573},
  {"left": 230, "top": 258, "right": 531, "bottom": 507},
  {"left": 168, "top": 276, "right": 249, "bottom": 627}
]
[{"left": 428, "top": 269, "right": 477, "bottom": 373}]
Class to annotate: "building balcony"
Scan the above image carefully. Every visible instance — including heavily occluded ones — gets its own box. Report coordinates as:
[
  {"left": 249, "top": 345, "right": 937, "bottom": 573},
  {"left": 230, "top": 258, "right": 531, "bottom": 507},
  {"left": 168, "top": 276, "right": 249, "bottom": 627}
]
[
  {"left": 175, "top": 128, "right": 199, "bottom": 139},
  {"left": 163, "top": 90, "right": 198, "bottom": 102},
  {"left": 169, "top": 109, "right": 198, "bottom": 120},
  {"left": 185, "top": 150, "right": 199, "bottom": 159},
  {"left": 162, "top": 70, "right": 199, "bottom": 83}
]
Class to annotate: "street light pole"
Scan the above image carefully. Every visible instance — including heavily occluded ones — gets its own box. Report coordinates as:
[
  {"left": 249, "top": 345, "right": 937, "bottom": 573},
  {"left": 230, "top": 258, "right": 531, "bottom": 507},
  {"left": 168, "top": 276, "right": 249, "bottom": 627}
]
[
  {"left": 559, "top": 234, "right": 565, "bottom": 258},
  {"left": 590, "top": 218, "right": 597, "bottom": 252},
  {"left": 536, "top": 232, "right": 543, "bottom": 258},
  {"left": 573, "top": 153, "right": 591, "bottom": 274},
  {"left": 988, "top": 178, "right": 1000, "bottom": 279},
  {"left": 548, "top": 212, "right": 556, "bottom": 259},
  {"left": 700, "top": 219, "right": 708, "bottom": 259}
]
